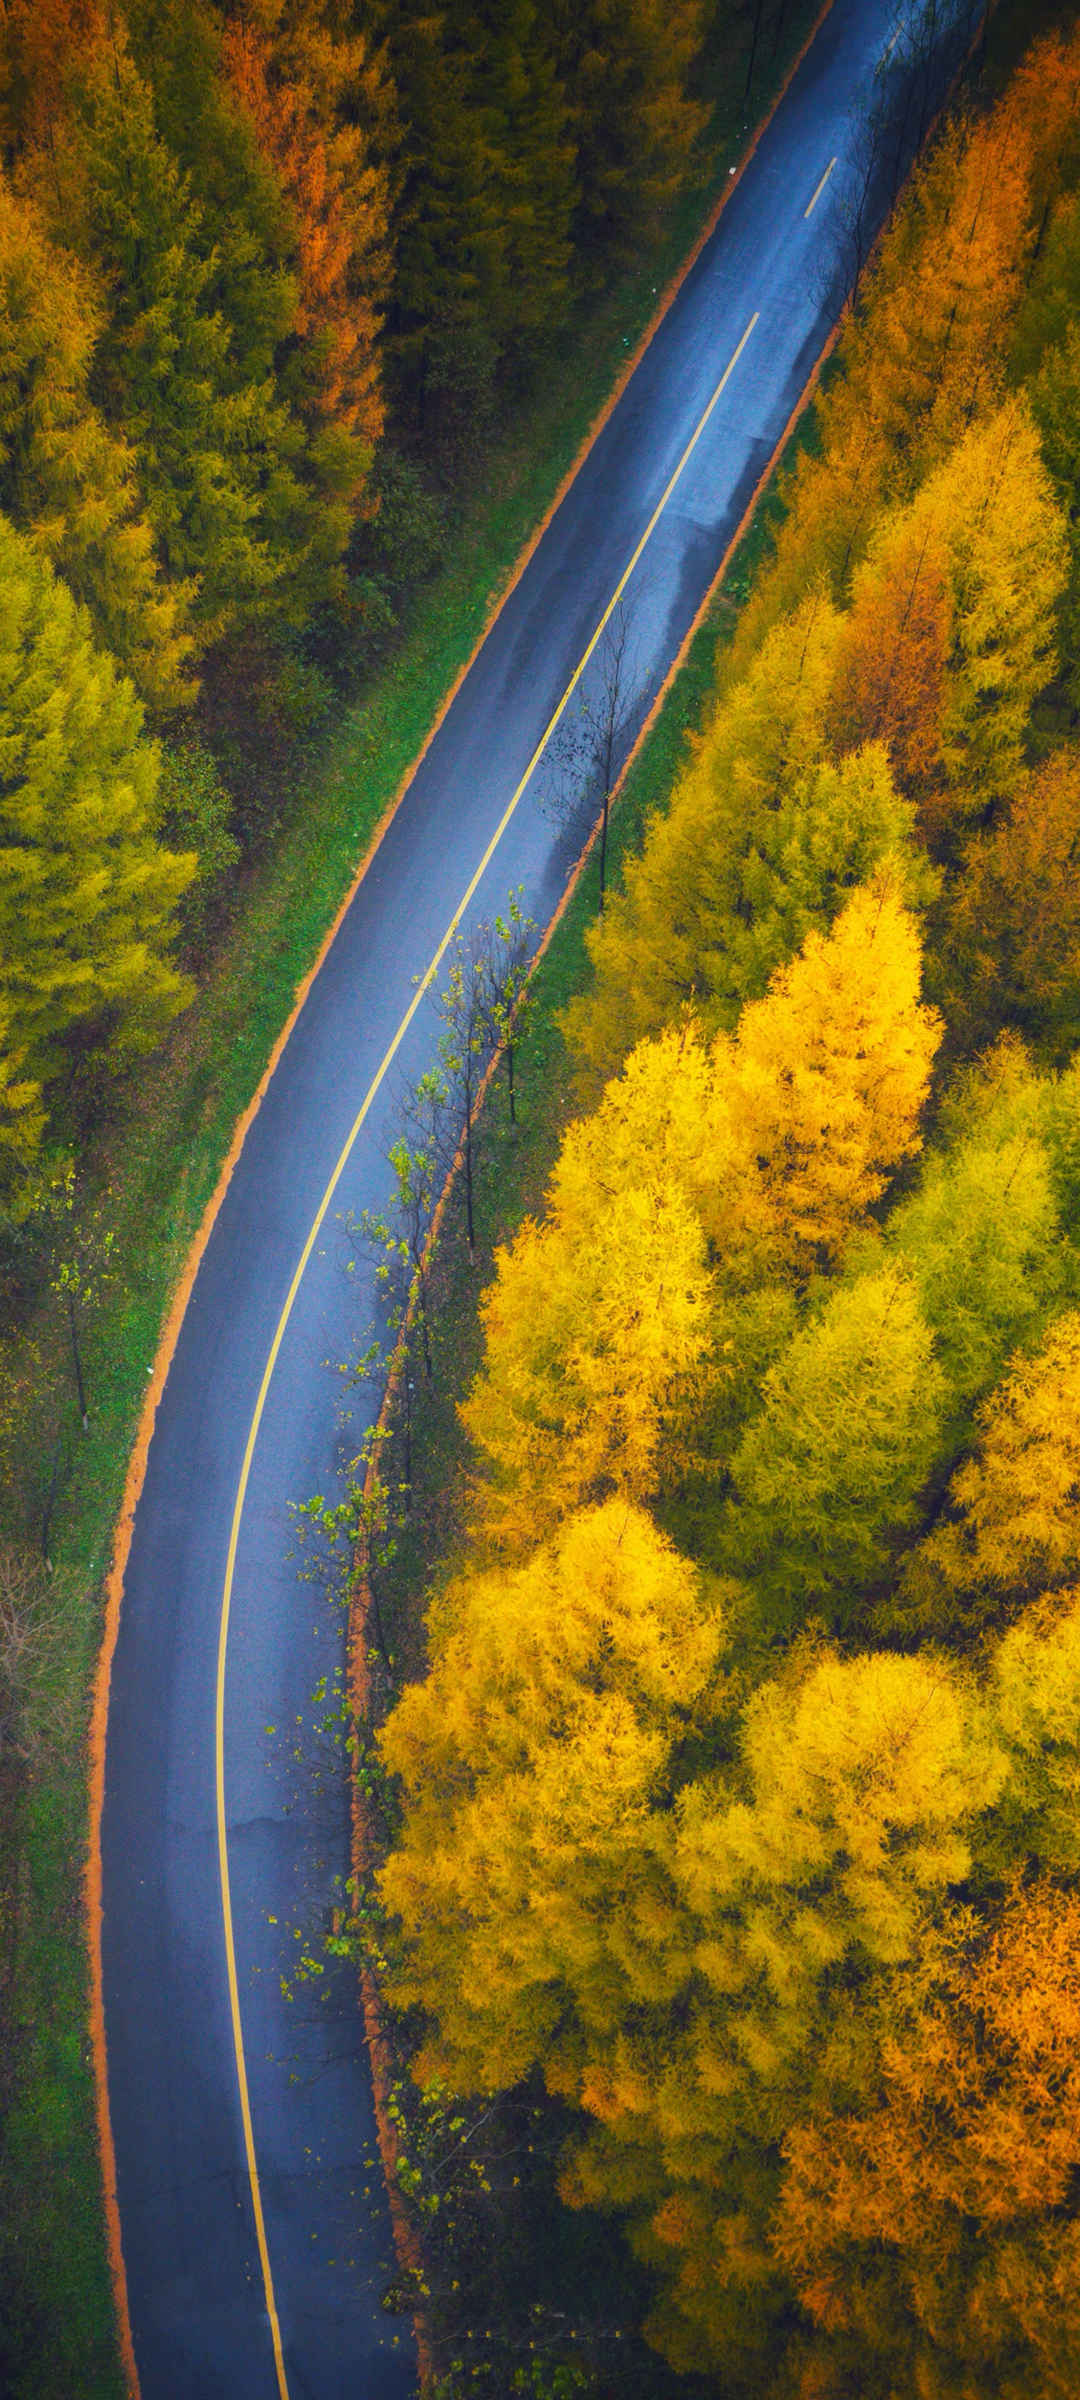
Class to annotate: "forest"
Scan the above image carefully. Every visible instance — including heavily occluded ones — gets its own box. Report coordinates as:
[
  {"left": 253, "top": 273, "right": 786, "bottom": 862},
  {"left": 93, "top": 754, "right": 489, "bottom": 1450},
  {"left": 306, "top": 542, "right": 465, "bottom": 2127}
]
[
  {"left": 364, "top": 14, "right": 1080, "bottom": 2396},
  {"left": 2, "top": 0, "right": 1078, "bottom": 2393}
]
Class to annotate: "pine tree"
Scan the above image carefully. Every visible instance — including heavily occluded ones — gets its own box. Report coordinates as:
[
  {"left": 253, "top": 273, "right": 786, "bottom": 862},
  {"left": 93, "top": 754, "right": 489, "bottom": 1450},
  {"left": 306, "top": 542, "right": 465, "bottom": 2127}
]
[{"left": 0, "top": 512, "right": 194, "bottom": 1147}]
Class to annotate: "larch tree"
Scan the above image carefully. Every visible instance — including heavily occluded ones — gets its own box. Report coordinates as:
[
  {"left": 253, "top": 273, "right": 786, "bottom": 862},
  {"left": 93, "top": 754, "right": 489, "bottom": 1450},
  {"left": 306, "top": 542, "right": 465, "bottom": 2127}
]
[
  {"left": 0, "top": 511, "right": 194, "bottom": 1177},
  {"left": 0, "top": 170, "right": 195, "bottom": 711},
  {"left": 894, "top": 1311, "right": 1080, "bottom": 1640},
  {"left": 459, "top": 1046, "right": 716, "bottom": 1550},
  {"left": 938, "top": 748, "right": 1080, "bottom": 1058},
  {"left": 887, "top": 1041, "right": 1071, "bottom": 1425},
  {"left": 378, "top": 1498, "right": 722, "bottom": 2094},
  {"left": 550, "top": 0, "right": 708, "bottom": 263},
  {"left": 774, "top": 1876, "right": 1080, "bottom": 2400},
  {"left": 562, "top": 1644, "right": 1004, "bottom": 2379},
  {"left": 721, "top": 1262, "right": 947, "bottom": 1633},
  {"left": 716, "top": 875, "right": 941, "bottom": 1276},
  {"left": 220, "top": 0, "right": 390, "bottom": 459},
  {"left": 563, "top": 597, "right": 922, "bottom": 1092}
]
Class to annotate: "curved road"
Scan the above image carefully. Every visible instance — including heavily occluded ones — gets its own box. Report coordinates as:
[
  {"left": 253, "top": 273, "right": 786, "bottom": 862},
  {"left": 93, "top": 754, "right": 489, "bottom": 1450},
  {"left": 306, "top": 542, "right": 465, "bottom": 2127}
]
[{"left": 100, "top": 4, "right": 970, "bottom": 2393}]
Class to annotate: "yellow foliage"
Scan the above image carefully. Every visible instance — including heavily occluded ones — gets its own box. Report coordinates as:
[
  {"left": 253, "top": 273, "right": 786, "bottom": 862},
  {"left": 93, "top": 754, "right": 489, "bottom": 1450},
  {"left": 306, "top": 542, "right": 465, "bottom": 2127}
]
[
  {"left": 899, "top": 1313, "right": 1080, "bottom": 1634},
  {"left": 378, "top": 1500, "right": 720, "bottom": 2092},
  {"left": 460, "top": 1024, "right": 717, "bottom": 1549},
  {"left": 717, "top": 875, "right": 940, "bottom": 1272}
]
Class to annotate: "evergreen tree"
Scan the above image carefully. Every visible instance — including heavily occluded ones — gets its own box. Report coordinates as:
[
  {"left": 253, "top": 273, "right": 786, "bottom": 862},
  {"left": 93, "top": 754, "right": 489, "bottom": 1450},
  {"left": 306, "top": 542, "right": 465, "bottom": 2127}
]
[
  {"left": 0, "top": 511, "right": 193, "bottom": 1172},
  {"left": 552, "top": 0, "right": 708, "bottom": 263},
  {"left": 0, "top": 170, "right": 194, "bottom": 710}
]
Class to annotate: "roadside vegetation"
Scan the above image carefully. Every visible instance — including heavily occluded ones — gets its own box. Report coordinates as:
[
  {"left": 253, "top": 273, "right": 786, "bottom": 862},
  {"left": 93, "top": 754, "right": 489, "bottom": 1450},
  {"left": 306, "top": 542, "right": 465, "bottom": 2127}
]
[
  {"left": 0, "top": 1, "right": 831, "bottom": 2391},
  {"left": 340, "top": 10, "right": 1080, "bottom": 2393}
]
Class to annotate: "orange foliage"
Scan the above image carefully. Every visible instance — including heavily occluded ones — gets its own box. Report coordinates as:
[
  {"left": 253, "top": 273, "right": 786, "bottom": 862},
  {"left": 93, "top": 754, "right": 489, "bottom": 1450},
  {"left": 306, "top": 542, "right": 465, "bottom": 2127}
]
[
  {"left": 221, "top": 6, "right": 389, "bottom": 448},
  {"left": 827, "top": 518, "right": 952, "bottom": 797},
  {"left": 776, "top": 1879, "right": 1080, "bottom": 2397},
  {"left": 943, "top": 749, "right": 1080, "bottom": 1053},
  {"left": 0, "top": 0, "right": 103, "bottom": 155}
]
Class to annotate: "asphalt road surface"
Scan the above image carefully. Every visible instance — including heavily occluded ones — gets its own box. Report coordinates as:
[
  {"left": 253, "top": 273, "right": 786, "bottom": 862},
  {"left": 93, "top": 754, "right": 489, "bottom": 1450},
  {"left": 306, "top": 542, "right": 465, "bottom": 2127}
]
[{"left": 100, "top": 4, "right": 972, "bottom": 2392}]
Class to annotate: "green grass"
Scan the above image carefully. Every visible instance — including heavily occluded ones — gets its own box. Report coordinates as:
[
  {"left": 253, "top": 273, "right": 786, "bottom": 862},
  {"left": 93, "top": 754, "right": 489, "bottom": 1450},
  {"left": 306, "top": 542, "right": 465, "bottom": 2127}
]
[{"left": 0, "top": 10, "right": 825, "bottom": 2393}]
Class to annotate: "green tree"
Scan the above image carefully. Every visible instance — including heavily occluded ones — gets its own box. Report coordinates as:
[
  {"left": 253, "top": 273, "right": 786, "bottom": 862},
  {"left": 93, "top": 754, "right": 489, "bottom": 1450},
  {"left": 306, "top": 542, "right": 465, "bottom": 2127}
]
[
  {"left": 887, "top": 1041, "right": 1071, "bottom": 1424},
  {"left": 0, "top": 169, "right": 194, "bottom": 710},
  {"left": 0, "top": 511, "right": 193, "bottom": 1179},
  {"left": 722, "top": 1263, "right": 947, "bottom": 1633}
]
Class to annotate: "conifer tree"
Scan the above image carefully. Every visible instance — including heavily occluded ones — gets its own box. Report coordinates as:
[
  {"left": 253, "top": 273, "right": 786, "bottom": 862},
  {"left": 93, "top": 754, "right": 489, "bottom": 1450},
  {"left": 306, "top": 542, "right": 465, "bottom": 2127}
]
[
  {"left": 774, "top": 1874, "right": 1080, "bottom": 2400},
  {"left": 563, "top": 1643, "right": 1004, "bottom": 2376},
  {"left": 938, "top": 749, "right": 1080, "bottom": 1058},
  {"left": 0, "top": 512, "right": 194, "bottom": 1156},
  {"left": 722, "top": 1263, "right": 947, "bottom": 1631},
  {"left": 718, "top": 876, "right": 941, "bottom": 1274},
  {"left": 460, "top": 1087, "right": 714, "bottom": 1550},
  {"left": 0, "top": 171, "right": 194, "bottom": 711},
  {"left": 552, "top": 0, "right": 708, "bottom": 262},
  {"left": 564, "top": 598, "right": 920, "bottom": 1091},
  {"left": 887, "top": 1042, "right": 1070, "bottom": 1423},
  {"left": 379, "top": 1499, "right": 721, "bottom": 2093},
  {"left": 220, "top": 0, "right": 390, "bottom": 454},
  {"left": 895, "top": 1312, "right": 1080, "bottom": 1639}
]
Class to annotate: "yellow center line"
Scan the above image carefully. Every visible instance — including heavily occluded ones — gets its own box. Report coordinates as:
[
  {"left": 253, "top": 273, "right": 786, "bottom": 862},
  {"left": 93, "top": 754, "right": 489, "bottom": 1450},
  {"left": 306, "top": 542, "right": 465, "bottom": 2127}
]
[
  {"left": 804, "top": 154, "right": 837, "bottom": 219},
  {"left": 214, "top": 305, "right": 759, "bottom": 2396},
  {"left": 882, "top": 26, "right": 900, "bottom": 62}
]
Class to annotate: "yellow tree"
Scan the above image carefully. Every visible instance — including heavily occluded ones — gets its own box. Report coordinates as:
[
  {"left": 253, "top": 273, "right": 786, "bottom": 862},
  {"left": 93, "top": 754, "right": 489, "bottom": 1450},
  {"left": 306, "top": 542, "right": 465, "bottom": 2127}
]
[
  {"left": 378, "top": 1498, "right": 722, "bottom": 2094},
  {"left": 0, "top": 170, "right": 194, "bottom": 711},
  {"left": 775, "top": 1877, "right": 1080, "bottom": 2400},
  {"left": 563, "top": 1644, "right": 1004, "bottom": 2377},
  {"left": 563, "top": 599, "right": 921, "bottom": 1092},
  {"left": 716, "top": 875, "right": 941, "bottom": 1275},
  {"left": 460, "top": 1026, "right": 716, "bottom": 1550},
  {"left": 826, "top": 515, "right": 952, "bottom": 803}
]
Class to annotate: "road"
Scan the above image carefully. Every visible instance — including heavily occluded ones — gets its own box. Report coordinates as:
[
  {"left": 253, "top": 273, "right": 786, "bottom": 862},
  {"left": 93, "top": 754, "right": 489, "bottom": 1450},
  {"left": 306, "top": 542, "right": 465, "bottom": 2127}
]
[{"left": 99, "top": 4, "right": 971, "bottom": 2393}]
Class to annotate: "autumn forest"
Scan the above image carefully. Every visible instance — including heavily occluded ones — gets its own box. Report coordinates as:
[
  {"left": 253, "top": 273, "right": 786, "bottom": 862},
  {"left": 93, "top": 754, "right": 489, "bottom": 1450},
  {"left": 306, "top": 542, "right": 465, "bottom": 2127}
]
[{"left": 4, "top": 0, "right": 1080, "bottom": 2396}]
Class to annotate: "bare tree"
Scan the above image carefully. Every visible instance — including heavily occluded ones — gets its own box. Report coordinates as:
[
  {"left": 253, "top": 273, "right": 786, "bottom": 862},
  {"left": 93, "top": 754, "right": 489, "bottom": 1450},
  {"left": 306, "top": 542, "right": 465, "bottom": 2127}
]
[
  {"left": 830, "top": 0, "right": 990, "bottom": 303},
  {"left": 45, "top": 1166, "right": 117, "bottom": 1430},
  {"left": 435, "top": 900, "right": 535, "bottom": 1256},
  {"left": 542, "top": 596, "right": 639, "bottom": 912}
]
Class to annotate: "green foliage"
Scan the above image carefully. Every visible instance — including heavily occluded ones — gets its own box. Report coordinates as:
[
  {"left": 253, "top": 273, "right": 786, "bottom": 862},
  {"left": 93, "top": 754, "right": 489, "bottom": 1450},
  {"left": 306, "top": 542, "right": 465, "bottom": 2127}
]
[
  {"left": 722, "top": 1264, "right": 946, "bottom": 1632},
  {"left": 0, "top": 512, "right": 193, "bottom": 1194},
  {"left": 157, "top": 740, "right": 240, "bottom": 953}
]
